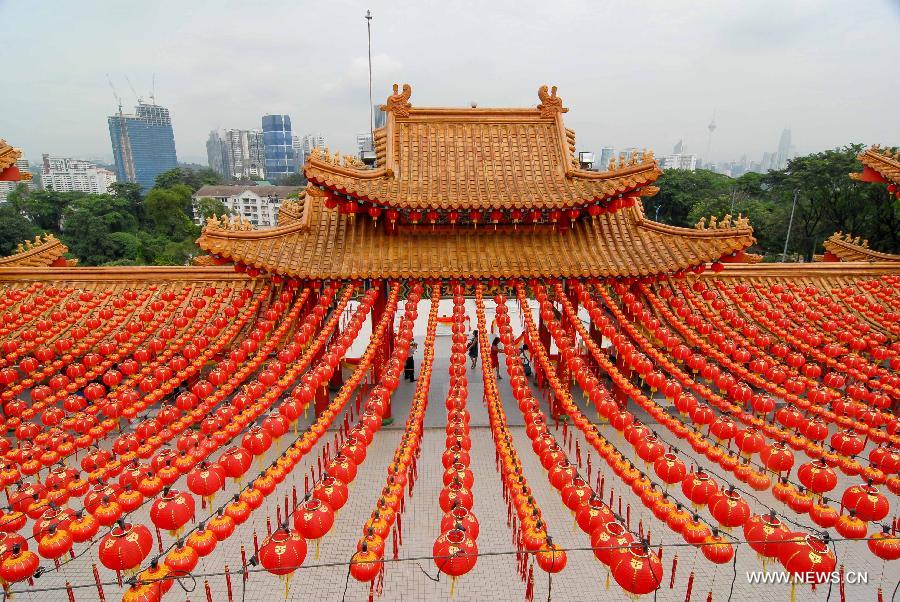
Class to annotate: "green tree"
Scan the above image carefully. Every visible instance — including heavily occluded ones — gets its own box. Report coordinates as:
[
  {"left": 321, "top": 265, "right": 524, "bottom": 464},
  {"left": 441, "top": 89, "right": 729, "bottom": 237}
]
[
  {"left": 9, "top": 188, "right": 81, "bottom": 233},
  {"left": 0, "top": 204, "right": 40, "bottom": 255},
  {"left": 645, "top": 169, "right": 733, "bottom": 226},
  {"left": 108, "top": 182, "right": 143, "bottom": 222},
  {"left": 144, "top": 185, "right": 199, "bottom": 239},
  {"left": 154, "top": 167, "right": 223, "bottom": 192},
  {"left": 59, "top": 195, "right": 139, "bottom": 265},
  {"left": 277, "top": 172, "right": 307, "bottom": 187},
  {"left": 195, "top": 197, "right": 233, "bottom": 222}
]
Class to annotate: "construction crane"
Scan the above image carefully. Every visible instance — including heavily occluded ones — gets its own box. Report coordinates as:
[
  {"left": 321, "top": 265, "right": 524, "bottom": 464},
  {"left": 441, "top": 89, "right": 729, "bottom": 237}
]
[
  {"left": 124, "top": 75, "right": 143, "bottom": 105},
  {"left": 107, "top": 75, "right": 136, "bottom": 183}
]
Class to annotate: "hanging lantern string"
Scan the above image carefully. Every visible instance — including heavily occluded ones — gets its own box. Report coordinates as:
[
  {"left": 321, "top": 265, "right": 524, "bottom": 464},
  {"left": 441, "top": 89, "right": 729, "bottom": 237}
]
[
  {"left": 581, "top": 281, "right": 896, "bottom": 534},
  {"left": 129, "top": 284, "right": 388, "bottom": 576},
  {"left": 641, "top": 280, "right": 890, "bottom": 467},
  {"left": 26, "top": 287, "right": 360, "bottom": 578},
  {"left": 7, "top": 534, "right": 888, "bottom": 598},
  {"left": 529, "top": 280, "right": 739, "bottom": 546}
]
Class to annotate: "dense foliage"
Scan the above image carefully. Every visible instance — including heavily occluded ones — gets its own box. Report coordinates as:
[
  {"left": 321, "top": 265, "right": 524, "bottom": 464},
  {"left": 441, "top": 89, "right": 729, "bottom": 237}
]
[
  {"left": 646, "top": 144, "right": 899, "bottom": 261},
  {"left": 1, "top": 167, "right": 232, "bottom": 266}
]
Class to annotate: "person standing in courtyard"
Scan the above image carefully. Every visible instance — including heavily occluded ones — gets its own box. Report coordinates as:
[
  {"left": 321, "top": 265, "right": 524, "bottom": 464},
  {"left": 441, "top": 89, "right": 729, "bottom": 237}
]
[
  {"left": 467, "top": 328, "right": 479, "bottom": 368},
  {"left": 491, "top": 336, "right": 504, "bottom": 380},
  {"left": 404, "top": 339, "right": 418, "bottom": 381}
]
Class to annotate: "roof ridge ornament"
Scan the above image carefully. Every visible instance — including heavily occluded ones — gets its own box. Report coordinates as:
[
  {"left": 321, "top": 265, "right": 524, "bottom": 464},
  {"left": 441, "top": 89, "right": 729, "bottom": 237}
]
[
  {"left": 382, "top": 83, "right": 412, "bottom": 118},
  {"left": 537, "top": 85, "right": 568, "bottom": 118}
]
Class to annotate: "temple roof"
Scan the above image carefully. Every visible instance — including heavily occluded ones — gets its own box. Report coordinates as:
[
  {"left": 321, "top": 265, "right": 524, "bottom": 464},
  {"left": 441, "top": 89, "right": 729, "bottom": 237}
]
[
  {"left": 822, "top": 232, "right": 900, "bottom": 263},
  {"left": 0, "top": 234, "right": 73, "bottom": 268},
  {"left": 850, "top": 145, "right": 900, "bottom": 184},
  {"left": 304, "top": 85, "right": 662, "bottom": 211},
  {"left": 0, "top": 139, "right": 32, "bottom": 181},
  {"left": 197, "top": 190, "right": 754, "bottom": 280}
]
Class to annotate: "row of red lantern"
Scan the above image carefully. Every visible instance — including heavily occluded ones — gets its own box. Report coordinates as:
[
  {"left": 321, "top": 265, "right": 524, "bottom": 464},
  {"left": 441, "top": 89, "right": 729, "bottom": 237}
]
[
  {"left": 556, "top": 283, "right": 896, "bottom": 548},
  {"left": 641, "top": 284, "right": 899, "bottom": 458},
  {"left": 532, "top": 282, "right": 747, "bottom": 570},
  {"left": 4, "top": 283, "right": 231, "bottom": 402},
  {"left": 711, "top": 282, "right": 898, "bottom": 407},
  {"left": 831, "top": 278, "right": 900, "bottom": 337},
  {"left": 318, "top": 184, "right": 639, "bottom": 226},
  {"left": 0, "top": 285, "right": 255, "bottom": 466},
  {"left": 1, "top": 288, "right": 112, "bottom": 391},
  {"left": 0, "top": 287, "right": 302, "bottom": 579},
  {"left": 114, "top": 284, "right": 401, "bottom": 599},
  {"left": 727, "top": 279, "right": 893, "bottom": 367},
  {"left": 2, "top": 286, "right": 155, "bottom": 403},
  {"left": 0, "top": 284, "right": 292, "bottom": 584},
  {"left": 351, "top": 283, "right": 437, "bottom": 586},
  {"left": 670, "top": 283, "right": 898, "bottom": 463},
  {"left": 713, "top": 280, "right": 899, "bottom": 402},
  {"left": 0, "top": 286, "right": 265, "bottom": 532},
  {"left": 471, "top": 285, "right": 568, "bottom": 590},
  {"left": 593, "top": 282, "right": 900, "bottom": 487},
  {"left": 254, "top": 283, "right": 406, "bottom": 596},
  {"left": 0, "top": 284, "right": 101, "bottom": 371},
  {"left": 432, "top": 290, "right": 479, "bottom": 586},
  {"left": 511, "top": 283, "right": 668, "bottom": 595},
  {"left": 537, "top": 281, "right": 894, "bottom": 575},
  {"left": 0, "top": 285, "right": 261, "bottom": 591}
]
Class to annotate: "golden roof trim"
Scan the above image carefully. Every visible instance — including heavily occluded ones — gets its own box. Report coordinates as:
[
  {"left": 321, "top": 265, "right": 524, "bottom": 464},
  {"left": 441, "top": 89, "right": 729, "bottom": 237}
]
[
  {"left": 853, "top": 146, "right": 900, "bottom": 184},
  {"left": 823, "top": 231, "right": 900, "bottom": 263},
  {"left": 0, "top": 234, "right": 71, "bottom": 268}
]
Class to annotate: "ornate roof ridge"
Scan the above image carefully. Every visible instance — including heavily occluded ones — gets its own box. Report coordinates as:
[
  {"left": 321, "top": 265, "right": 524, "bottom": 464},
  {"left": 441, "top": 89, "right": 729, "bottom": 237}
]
[
  {"left": 823, "top": 231, "right": 900, "bottom": 263},
  {"left": 0, "top": 233, "right": 73, "bottom": 268}
]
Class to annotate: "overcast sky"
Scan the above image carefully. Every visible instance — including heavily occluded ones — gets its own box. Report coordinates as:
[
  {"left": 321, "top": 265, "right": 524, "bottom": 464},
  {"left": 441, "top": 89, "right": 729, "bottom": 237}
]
[{"left": 2, "top": 0, "right": 898, "bottom": 167}]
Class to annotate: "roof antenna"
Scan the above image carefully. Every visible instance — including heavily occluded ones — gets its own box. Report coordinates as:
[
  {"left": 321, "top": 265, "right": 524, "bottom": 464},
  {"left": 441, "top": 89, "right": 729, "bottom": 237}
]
[{"left": 365, "top": 9, "right": 374, "bottom": 145}]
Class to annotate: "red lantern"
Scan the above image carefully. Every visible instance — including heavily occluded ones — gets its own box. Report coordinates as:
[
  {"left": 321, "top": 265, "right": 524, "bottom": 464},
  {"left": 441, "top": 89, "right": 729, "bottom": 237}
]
[
  {"left": 98, "top": 522, "right": 153, "bottom": 573},
  {"left": 610, "top": 542, "right": 663, "bottom": 596},
  {"left": 150, "top": 490, "right": 195, "bottom": 536},
  {"left": 258, "top": 528, "right": 307, "bottom": 596},
  {"left": 778, "top": 534, "right": 836, "bottom": 583},
  {"left": 432, "top": 528, "right": 477, "bottom": 578}
]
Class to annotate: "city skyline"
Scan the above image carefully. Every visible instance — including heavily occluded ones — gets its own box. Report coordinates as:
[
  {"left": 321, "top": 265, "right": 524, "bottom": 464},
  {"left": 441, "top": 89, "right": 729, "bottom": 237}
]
[{"left": 2, "top": 1, "right": 898, "bottom": 168}]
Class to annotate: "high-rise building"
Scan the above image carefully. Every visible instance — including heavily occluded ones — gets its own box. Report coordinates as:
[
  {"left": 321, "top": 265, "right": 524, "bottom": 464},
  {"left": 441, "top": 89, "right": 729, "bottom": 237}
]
[
  {"left": 206, "top": 131, "right": 228, "bottom": 177},
  {"left": 0, "top": 157, "right": 35, "bottom": 202},
  {"left": 373, "top": 104, "right": 386, "bottom": 129},
  {"left": 357, "top": 133, "right": 377, "bottom": 165},
  {"left": 673, "top": 139, "right": 684, "bottom": 155},
  {"left": 598, "top": 147, "right": 615, "bottom": 171},
  {"left": 40, "top": 154, "right": 117, "bottom": 194},
  {"left": 658, "top": 153, "right": 697, "bottom": 171},
  {"left": 224, "top": 129, "right": 266, "bottom": 181},
  {"left": 296, "top": 134, "right": 327, "bottom": 167},
  {"left": 261, "top": 115, "right": 295, "bottom": 181},
  {"left": 108, "top": 102, "right": 178, "bottom": 191},
  {"left": 775, "top": 128, "right": 791, "bottom": 170}
]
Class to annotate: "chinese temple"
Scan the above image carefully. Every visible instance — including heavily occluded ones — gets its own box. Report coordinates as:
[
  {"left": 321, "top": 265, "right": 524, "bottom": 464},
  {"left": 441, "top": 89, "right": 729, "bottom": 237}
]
[{"left": 0, "top": 87, "right": 896, "bottom": 601}]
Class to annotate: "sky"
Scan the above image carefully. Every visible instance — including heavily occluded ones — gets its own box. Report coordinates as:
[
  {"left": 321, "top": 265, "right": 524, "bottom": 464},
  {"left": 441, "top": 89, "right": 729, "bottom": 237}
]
[{"left": 2, "top": 0, "right": 899, "bottom": 167}]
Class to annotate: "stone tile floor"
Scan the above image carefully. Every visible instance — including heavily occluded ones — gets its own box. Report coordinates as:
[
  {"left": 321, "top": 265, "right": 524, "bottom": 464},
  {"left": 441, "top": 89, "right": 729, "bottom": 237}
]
[{"left": 11, "top": 333, "right": 897, "bottom": 601}]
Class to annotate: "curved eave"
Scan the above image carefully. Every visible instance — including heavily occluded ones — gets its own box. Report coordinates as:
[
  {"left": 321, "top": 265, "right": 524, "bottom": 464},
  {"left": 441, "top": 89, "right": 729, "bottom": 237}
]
[
  {"left": 196, "top": 198, "right": 754, "bottom": 282},
  {"left": 304, "top": 160, "right": 662, "bottom": 211},
  {"left": 823, "top": 238, "right": 900, "bottom": 263}
]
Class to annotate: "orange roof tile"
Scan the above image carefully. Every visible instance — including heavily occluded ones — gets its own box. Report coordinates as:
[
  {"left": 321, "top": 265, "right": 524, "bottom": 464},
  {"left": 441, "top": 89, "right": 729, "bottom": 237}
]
[
  {"left": 304, "top": 85, "right": 661, "bottom": 211},
  {"left": 197, "top": 192, "right": 754, "bottom": 280}
]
